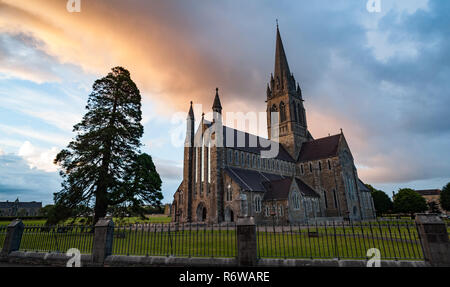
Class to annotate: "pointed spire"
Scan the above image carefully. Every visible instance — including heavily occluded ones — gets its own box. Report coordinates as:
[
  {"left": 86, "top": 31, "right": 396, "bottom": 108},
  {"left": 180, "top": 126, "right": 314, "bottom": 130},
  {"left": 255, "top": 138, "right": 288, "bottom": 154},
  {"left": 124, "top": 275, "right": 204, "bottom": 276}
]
[
  {"left": 212, "top": 87, "right": 222, "bottom": 113},
  {"left": 274, "top": 23, "right": 292, "bottom": 91},
  {"left": 188, "top": 101, "right": 194, "bottom": 119}
]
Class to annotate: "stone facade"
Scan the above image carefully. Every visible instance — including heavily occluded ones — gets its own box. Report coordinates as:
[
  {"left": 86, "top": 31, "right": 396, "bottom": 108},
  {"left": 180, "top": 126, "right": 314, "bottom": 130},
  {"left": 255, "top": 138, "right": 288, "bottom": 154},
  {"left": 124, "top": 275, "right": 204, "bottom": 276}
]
[
  {"left": 0, "top": 198, "right": 42, "bottom": 217},
  {"left": 171, "top": 26, "right": 376, "bottom": 224}
]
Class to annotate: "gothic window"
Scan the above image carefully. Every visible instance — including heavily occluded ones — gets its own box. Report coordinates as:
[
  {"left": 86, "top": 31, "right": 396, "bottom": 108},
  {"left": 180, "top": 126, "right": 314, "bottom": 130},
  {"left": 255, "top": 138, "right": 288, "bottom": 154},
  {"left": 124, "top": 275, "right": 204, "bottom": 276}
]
[
  {"left": 333, "top": 189, "right": 338, "bottom": 208},
  {"left": 201, "top": 138, "right": 205, "bottom": 183},
  {"left": 246, "top": 154, "right": 250, "bottom": 167},
  {"left": 195, "top": 148, "right": 199, "bottom": 183},
  {"left": 279, "top": 102, "right": 286, "bottom": 122},
  {"left": 292, "top": 190, "right": 301, "bottom": 210},
  {"left": 318, "top": 161, "right": 322, "bottom": 171},
  {"left": 235, "top": 151, "right": 239, "bottom": 165},
  {"left": 207, "top": 141, "right": 211, "bottom": 184},
  {"left": 293, "top": 102, "right": 298, "bottom": 122},
  {"left": 226, "top": 185, "right": 233, "bottom": 201},
  {"left": 254, "top": 195, "right": 262, "bottom": 213},
  {"left": 309, "top": 163, "right": 312, "bottom": 173},
  {"left": 328, "top": 160, "right": 331, "bottom": 170},
  {"left": 278, "top": 205, "right": 283, "bottom": 216},
  {"left": 241, "top": 153, "right": 245, "bottom": 167},
  {"left": 265, "top": 206, "right": 270, "bottom": 217},
  {"left": 297, "top": 103, "right": 303, "bottom": 125},
  {"left": 324, "top": 191, "right": 328, "bottom": 208}
]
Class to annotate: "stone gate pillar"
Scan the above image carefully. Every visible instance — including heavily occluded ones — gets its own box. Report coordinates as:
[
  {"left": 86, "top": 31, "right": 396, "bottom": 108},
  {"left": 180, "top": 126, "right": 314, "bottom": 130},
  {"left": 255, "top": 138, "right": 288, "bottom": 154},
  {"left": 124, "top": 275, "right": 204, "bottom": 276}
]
[
  {"left": 1, "top": 219, "right": 24, "bottom": 256},
  {"left": 415, "top": 214, "right": 450, "bottom": 267}
]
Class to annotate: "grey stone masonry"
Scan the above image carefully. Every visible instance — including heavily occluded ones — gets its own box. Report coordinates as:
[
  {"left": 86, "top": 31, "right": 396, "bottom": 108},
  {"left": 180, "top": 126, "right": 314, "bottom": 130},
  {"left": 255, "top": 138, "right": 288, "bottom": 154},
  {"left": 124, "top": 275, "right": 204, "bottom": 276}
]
[
  {"left": 92, "top": 218, "right": 114, "bottom": 264},
  {"left": 415, "top": 214, "right": 450, "bottom": 267},
  {"left": 236, "top": 217, "right": 257, "bottom": 266},
  {"left": 1, "top": 219, "right": 24, "bottom": 256}
]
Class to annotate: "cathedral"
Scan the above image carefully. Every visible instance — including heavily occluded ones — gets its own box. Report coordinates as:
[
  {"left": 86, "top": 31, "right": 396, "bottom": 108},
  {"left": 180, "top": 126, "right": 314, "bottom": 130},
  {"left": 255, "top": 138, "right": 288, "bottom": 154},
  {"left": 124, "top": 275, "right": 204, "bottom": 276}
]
[{"left": 171, "top": 26, "right": 376, "bottom": 224}]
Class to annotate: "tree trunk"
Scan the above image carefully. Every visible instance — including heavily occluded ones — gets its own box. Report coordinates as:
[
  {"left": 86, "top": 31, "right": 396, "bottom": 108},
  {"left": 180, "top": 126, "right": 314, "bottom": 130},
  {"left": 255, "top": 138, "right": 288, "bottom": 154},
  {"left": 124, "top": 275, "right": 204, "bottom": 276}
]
[{"left": 93, "top": 91, "right": 119, "bottom": 224}]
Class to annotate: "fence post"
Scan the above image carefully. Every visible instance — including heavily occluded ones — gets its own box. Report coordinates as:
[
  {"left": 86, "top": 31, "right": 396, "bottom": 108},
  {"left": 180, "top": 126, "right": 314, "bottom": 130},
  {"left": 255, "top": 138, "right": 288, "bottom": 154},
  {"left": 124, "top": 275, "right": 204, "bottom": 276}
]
[
  {"left": 236, "top": 217, "right": 257, "bottom": 266},
  {"left": 415, "top": 214, "right": 450, "bottom": 267},
  {"left": 1, "top": 219, "right": 24, "bottom": 256},
  {"left": 92, "top": 218, "right": 114, "bottom": 265}
]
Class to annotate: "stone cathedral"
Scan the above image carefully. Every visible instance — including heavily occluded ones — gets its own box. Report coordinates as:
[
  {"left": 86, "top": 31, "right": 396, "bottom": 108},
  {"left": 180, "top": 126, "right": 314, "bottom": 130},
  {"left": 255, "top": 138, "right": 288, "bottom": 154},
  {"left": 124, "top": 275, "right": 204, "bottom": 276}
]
[{"left": 171, "top": 26, "right": 376, "bottom": 224}]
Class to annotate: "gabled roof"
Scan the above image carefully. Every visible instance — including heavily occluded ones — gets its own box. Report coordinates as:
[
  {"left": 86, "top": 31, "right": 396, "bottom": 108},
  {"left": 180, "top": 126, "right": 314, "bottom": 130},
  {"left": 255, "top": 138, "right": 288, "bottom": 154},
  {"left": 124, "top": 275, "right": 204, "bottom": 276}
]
[
  {"left": 297, "top": 134, "right": 341, "bottom": 162},
  {"left": 224, "top": 166, "right": 285, "bottom": 192},
  {"left": 415, "top": 189, "right": 441, "bottom": 196},
  {"left": 262, "top": 178, "right": 292, "bottom": 201},
  {"left": 201, "top": 120, "right": 294, "bottom": 162},
  {"left": 294, "top": 178, "right": 320, "bottom": 198}
]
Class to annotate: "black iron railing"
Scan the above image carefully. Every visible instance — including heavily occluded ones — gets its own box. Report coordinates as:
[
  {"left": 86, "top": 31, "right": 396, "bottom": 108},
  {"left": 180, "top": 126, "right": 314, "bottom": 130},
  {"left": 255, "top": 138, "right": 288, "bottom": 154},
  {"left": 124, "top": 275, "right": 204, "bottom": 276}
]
[
  {"left": 19, "top": 225, "right": 95, "bottom": 254},
  {"left": 112, "top": 223, "right": 237, "bottom": 258},
  {"left": 0, "top": 225, "right": 7, "bottom": 248},
  {"left": 256, "top": 220, "right": 424, "bottom": 261}
]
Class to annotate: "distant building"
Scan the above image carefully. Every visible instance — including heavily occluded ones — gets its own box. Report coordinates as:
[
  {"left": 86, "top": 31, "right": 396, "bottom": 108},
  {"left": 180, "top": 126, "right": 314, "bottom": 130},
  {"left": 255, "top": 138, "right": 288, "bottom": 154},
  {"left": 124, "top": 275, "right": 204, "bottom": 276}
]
[
  {"left": 415, "top": 189, "right": 445, "bottom": 213},
  {"left": 0, "top": 198, "right": 42, "bottom": 217}
]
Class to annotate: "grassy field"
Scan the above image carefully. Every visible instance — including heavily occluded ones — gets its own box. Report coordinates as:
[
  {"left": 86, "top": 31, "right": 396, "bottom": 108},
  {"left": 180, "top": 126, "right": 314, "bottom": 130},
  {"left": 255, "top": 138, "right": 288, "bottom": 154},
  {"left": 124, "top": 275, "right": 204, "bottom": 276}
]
[
  {"left": 14, "top": 223, "right": 426, "bottom": 260},
  {"left": 4, "top": 217, "right": 448, "bottom": 260}
]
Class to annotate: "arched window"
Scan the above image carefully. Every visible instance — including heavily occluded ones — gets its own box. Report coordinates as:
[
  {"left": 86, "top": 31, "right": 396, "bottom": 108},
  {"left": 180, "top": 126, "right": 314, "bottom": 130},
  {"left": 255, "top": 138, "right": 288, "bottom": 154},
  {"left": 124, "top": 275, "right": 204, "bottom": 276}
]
[
  {"left": 293, "top": 102, "right": 298, "bottom": 122},
  {"left": 241, "top": 152, "right": 245, "bottom": 166},
  {"left": 279, "top": 102, "right": 286, "bottom": 122},
  {"left": 292, "top": 191, "right": 301, "bottom": 210},
  {"left": 328, "top": 160, "right": 331, "bottom": 170},
  {"left": 318, "top": 161, "right": 322, "bottom": 171},
  {"left": 235, "top": 151, "right": 239, "bottom": 165},
  {"left": 297, "top": 103, "right": 302, "bottom": 125},
  {"left": 254, "top": 195, "right": 262, "bottom": 213}
]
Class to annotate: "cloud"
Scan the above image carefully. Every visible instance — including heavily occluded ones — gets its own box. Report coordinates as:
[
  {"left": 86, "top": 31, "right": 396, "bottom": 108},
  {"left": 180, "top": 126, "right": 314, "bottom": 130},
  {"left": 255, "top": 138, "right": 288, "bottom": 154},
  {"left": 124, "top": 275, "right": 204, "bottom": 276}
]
[
  {"left": 0, "top": 0, "right": 448, "bottom": 194},
  {"left": 18, "top": 141, "right": 59, "bottom": 172},
  {"left": 0, "top": 153, "right": 60, "bottom": 204},
  {"left": 153, "top": 157, "right": 183, "bottom": 180}
]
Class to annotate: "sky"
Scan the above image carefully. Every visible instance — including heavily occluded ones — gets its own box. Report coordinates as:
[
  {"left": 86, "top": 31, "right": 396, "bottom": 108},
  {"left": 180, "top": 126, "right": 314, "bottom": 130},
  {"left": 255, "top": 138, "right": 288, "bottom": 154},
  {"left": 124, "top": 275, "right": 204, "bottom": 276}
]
[{"left": 0, "top": 0, "right": 449, "bottom": 205}]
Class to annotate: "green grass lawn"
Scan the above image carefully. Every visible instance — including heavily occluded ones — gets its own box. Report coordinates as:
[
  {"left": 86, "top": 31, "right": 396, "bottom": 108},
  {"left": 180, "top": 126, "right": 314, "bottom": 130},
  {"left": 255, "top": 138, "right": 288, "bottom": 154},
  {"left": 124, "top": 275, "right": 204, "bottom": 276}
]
[{"left": 14, "top": 223, "right": 424, "bottom": 260}]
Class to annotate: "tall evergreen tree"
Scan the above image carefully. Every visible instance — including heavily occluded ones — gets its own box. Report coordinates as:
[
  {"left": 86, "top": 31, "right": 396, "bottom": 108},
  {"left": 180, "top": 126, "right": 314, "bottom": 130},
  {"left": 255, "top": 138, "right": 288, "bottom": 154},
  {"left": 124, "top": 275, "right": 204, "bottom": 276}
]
[
  {"left": 440, "top": 182, "right": 450, "bottom": 212},
  {"left": 53, "top": 67, "right": 159, "bottom": 223}
]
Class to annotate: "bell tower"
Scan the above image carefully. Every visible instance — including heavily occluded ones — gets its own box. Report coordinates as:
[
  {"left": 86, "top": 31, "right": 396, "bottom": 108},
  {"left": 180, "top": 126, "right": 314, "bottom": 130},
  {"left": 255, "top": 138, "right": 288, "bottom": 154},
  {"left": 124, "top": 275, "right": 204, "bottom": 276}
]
[{"left": 266, "top": 24, "right": 309, "bottom": 159}]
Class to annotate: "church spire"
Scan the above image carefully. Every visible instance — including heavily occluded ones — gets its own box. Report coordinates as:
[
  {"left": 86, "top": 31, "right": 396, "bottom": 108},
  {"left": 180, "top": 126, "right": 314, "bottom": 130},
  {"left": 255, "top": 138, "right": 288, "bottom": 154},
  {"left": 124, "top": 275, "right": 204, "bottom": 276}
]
[
  {"left": 212, "top": 87, "right": 222, "bottom": 113},
  {"left": 274, "top": 24, "right": 293, "bottom": 92}
]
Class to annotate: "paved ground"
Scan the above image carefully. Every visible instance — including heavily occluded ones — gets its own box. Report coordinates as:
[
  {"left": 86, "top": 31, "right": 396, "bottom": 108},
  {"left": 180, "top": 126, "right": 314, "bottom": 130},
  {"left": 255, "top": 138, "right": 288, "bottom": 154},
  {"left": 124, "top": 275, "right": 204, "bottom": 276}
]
[{"left": 0, "top": 262, "right": 48, "bottom": 267}]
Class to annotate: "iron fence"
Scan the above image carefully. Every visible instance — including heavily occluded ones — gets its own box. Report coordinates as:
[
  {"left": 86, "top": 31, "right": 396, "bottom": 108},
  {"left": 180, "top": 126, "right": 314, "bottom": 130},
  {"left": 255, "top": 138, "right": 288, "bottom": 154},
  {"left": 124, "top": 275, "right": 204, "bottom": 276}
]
[
  {"left": 112, "top": 223, "right": 237, "bottom": 258},
  {"left": 19, "top": 225, "right": 95, "bottom": 254},
  {"left": 257, "top": 220, "right": 424, "bottom": 261},
  {"left": 0, "top": 225, "right": 7, "bottom": 249}
]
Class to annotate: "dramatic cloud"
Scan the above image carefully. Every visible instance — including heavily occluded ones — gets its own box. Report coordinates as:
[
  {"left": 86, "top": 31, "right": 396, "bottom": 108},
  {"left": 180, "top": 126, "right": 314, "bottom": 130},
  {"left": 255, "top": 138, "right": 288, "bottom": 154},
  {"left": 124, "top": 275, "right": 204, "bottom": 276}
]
[
  {"left": 0, "top": 153, "right": 61, "bottom": 204},
  {"left": 0, "top": 0, "right": 449, "bottom": 202}
]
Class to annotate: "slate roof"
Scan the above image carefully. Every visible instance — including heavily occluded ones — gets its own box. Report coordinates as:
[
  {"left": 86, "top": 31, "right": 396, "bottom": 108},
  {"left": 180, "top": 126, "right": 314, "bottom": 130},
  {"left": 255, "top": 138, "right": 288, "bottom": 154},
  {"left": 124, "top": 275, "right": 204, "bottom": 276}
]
[
  {"left": 224, "top": 167, "right": 285, "bottom": 192},
  {"left": 415, "top": 189, "right": 441, "bottom": 196},
  {"left": 201, "top": 121, "right": 294, "bottom": 162},
  {"left": 224, "top": 167, "right": 320, "bottom": 200},
  {"left": 357, "top": 179, "right": 371, "bottom": 193},
  {"left": 297, "top": 134, "right": 341, "bottom": 162},
  {"left": 262, "top": 178, "right": 292, "bottom": 201},
  {"left": 293, "top": 178, "right": 320, "bottom": 198},
  {"left": 0, "top": 201, "right": 42, "bottom": 209}
]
